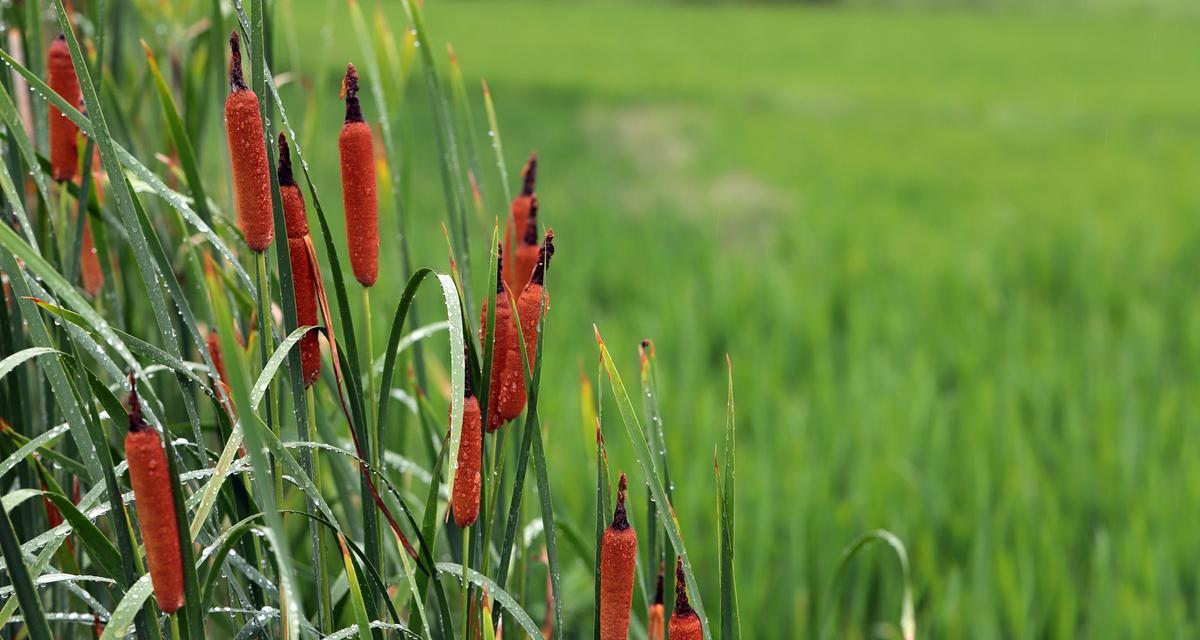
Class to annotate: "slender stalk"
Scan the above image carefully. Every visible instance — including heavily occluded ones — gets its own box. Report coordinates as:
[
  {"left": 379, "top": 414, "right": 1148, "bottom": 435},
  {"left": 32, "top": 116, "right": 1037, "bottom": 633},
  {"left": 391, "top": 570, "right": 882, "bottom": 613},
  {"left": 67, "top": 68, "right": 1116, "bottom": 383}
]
[
  {"left": 306, "top": 384, "right": 333, "bottom": 634},
  {"left": 362, "top": 285, "right": 382, "bottom": 581},
  {"left": 461, "top": 526, "right": 471, "bottom": 640}
]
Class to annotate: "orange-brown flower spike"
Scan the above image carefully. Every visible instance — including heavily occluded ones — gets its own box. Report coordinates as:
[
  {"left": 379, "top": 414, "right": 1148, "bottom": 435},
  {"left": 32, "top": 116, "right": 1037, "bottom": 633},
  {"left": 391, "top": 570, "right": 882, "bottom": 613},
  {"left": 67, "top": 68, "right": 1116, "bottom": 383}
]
[
  {"left": 79, "top": 216, "right": 102, "bottom": 296},
  {"left": 207, "top": 330, "right": 229, "bottom": 392},
  {"left": 452, "top": 361, "right": 482, "bottom": 527},
  {"left": 600, "top": 473, "right": 638, "bottom": 640},
  {"left": 338, "top": 63, "right": 379, "bottom": 287},
  {"left": 124, "top": 375, "right": 184, "bottom": 614},
  {"left": 517, "top": 231, "right": 554, "bottom": 371},
  {"left": 647, "top": 561, "right": 666, "bottom": 640},
  {"left": 510, "top": 197, "right": 541, "bottom": 294},
  {"left": 479, "top": 248, "right": 524, "bottom": 430},
  {"left": 278, "top": 133, "right": 322, "bottom": 386},
  {"left": 224, "top": 30, "right": 273, "bottom": 253},
  {"left": 47, "top": 35, "right": 81, "bottom": 182},
  {"left": 504, "top": 152, "right": 537, "bottom": 254},
  {"left": 668, "top": 556, "right": 702, "bottom": 640},
  {"left": 278, "top": 133, "right": 308, "bottom": 238}
]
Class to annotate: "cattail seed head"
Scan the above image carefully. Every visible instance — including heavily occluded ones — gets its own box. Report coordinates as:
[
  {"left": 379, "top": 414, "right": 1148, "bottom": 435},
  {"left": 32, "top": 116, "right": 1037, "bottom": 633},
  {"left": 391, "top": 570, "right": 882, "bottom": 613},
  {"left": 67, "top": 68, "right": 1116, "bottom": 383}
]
[
  {"left": 517, "top": 231, "right": 554, "bottom": 372},
  {"left": 48, "top": 35, "right": 81, "bottom": 182},
  {"left": 646, "top": 561, "right": 666, "bottom": 640},
  {"left": 480, "top": 248, "right": 525, "bottom": 430},
  {"left": 503, "top": 153, "right": 538, "bottom": 287},
  {"left": 510, "top": 197, "right": 541, "bottom": 294},
  {"left": 278, "top": 133, "right": 309, "bottom": 238},
  {"left": 225, "top": 30, "right": 273, "bottom": 253},
  {"left": 600, "top": 473, "right": 638, "bottom": 640},
  {"left": 288, "top": 237, "right": 321, "bottom": 387},
  {"left": 668, "top": 556, "right": 701, "bottom": 640},
  {"left": 79, "top": 215, "right": 102, "bottom": 296},
  {"left": 452, "top": 355, "right": 482, "bottom": 527},
  {"left": 338, "top": 63, "right": 379, "bottom": 287},
  {"left": 124, "top": 375, "right": 185, "bottom": 614}
]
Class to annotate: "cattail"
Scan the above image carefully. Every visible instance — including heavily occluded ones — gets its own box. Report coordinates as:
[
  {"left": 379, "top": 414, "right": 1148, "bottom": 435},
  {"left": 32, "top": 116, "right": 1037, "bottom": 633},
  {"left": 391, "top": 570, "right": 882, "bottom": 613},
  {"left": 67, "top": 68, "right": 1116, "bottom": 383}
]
[
  {"left": 451, "top": 362, "right": 482, "bottom": 527},
  {"left": 338, "top": 63, "right": 379, "bottom": 287},
  {"left": 647, "top": 561, "right": 665, "bottom": 640},
  {"left": 668, "top": 556, "right": 702, "bottom": 640},
  {"left": 47, "top": 34, "right": 81, "bottom": 182},
  {"left": 207, "top": 330, "right": 229, "bottom": 391},
  {"left": 506, "top": 152, "right": 540, "bottom": 252},
  {"left": 479, "top": 248, "right": 523, "bottom": 430},
  {"left": 599, "top": 473, "right": 638, "bottom": 640},
  {"left": 224, "top": 30, "right": 273, "bottom": 253},
  {"left": 517, "top": 232, "right": 554, "bottom": 371},
  {"left": 510, "top": 197, "right": 541, "bottom": 294},
  {"left": 124, "top": 376, "right": 184, "bottom": 614},
  {"left": 78, "top": 146, "right": 103, "bottom": 297},
  {"left": 279, "top": 134, "right": 321, "bottom": 387}
]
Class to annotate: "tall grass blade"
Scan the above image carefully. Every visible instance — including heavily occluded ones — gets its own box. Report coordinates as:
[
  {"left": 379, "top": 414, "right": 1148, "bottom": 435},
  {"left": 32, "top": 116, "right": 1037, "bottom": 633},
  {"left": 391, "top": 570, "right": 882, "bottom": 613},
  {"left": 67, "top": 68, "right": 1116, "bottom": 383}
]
[
  {"left": 594, "top": 326, "right": 713, "bottom": 640},
  {"left": 0, "top": 497, "right": 54, "bottom": 640},
  {"left": 826, "top": 529, "right": 916, "bottom": 640},
  {"left": 718, "top": 356, "right": 740, "bottom": 640}
]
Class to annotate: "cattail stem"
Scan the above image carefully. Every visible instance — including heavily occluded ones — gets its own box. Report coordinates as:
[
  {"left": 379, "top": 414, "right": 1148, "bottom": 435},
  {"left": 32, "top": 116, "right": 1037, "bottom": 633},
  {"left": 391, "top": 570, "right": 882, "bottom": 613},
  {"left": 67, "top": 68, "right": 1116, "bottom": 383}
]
[
  {"left": 305, "top": 384, "right": 334, "bottom": 634},
  {"left": 254, "top": 252, "right": 276, "bottom": 430}
]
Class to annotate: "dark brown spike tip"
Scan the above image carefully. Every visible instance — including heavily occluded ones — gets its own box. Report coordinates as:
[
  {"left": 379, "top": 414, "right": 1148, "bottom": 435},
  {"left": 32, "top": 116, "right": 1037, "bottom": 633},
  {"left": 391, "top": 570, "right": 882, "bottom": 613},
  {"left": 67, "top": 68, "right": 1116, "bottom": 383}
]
[
  {"left": 522, "top": 197, "right": 540, "bottom": 246},
  {"left": 229, "top": 30, "right": 247, "bottom": 92},
  {"left": 530, "top": 230, "right": 555, "bottom": 286},
  {"left": 495, "top": 245, "right": 505, "bottom": 294},
  {"left": 127, "top": 373, "right": 149, "bottom": 433},
  {"left": 463, "top": 346, "right": 476, "bottom": 398},
  {"left": 654, "top": 559, "right": 666, "bottom": 605},
  {"left": 343, "top": 63, "right": 363, "bottom": 123},
  {"left": 55, "top": 33, "right": 66, "bottom": 42},
  {"left": 674, "top": 556, "right": 694, "bottom": 616},
  {"left": 521, "top": 153, "right": 537, "bottom": 196},
  {"left": 277, "top": 132, "right": 295, "bottom": 186},
  {"left": 611, "top": 472, "right": 630, "bottom": 530}
]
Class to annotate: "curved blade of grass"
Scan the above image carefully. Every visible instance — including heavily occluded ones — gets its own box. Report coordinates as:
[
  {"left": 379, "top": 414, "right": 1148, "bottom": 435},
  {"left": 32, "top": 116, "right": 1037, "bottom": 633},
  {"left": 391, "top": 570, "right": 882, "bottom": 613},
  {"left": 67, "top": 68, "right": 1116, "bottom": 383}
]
[
  {"left": 718, "top": 356, "right": 740, "bottom": 640},
  {"left": 0, "top": 424, "right": 69, "bottom": 480},
  {"left": 826, "top": 529, "right": 916, "bottom": 640},
  {"left": 437, "top": 562, "right": 541, "bottom": 639},
  {"left": 0, "top": 347, "right": 59, "bottom": 381},
  {"left": 594, "top": 325, "right": 712, "bottom": 639},
  {"left": 375, "top": 268, "right": 433, "bottom": 464},
  {"left": 199, "top": 514, "right": 265, "bottom": 611},
  {"left": 42, "top": 492, "right": 122, "bottom": 580},
  {"left": 0, "top": 497, "right": 53, "bottom": 640},
  {"left": 250, "top": 326, "right": 317, "bottom": 410}
]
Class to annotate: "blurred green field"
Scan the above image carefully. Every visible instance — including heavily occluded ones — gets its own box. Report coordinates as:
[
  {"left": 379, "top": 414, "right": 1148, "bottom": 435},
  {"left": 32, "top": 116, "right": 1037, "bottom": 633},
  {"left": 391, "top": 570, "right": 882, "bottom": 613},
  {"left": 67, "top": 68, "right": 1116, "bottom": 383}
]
[{"left": 72, "top": 0, "right": 1198, "bottom": 636}]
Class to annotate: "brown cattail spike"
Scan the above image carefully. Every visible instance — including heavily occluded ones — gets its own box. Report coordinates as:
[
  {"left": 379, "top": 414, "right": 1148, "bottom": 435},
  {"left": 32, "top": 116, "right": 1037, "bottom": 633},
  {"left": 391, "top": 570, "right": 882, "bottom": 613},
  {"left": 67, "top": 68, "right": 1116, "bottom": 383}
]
[
  {"left": 452, "top": 346, "right": 482, "bottom": 527},
  {"left": 673, "top": 556, "right": 693, "bottom": 615},
  {"left": 496, "top": 245, "right": 506, "bottom": 294},
  {"left": 339, "top": 63, "right": 379, "bottom": 287},
  {"left": 229, "top": 30, "right": 247, "bottom": 91},
  {"left": 655, "top": 559, "right": 666, "bottom": 604},
  {"left": 277, "top": 132, "right": 295, "bottom": 187},
  {"left": 530, "top": 231, "right": 554, "bottom": 287},
  {"left": 127, "top": 372, "right": 146, "bottom": 432},
  {"left": 521, "top": 152, "right": 537, "bottom": 196},
  {"left": 599, "top": 472, "right": 638, "bottom": 640},
  {"left": 611, "top": 472, "right": 630, "bottom": 530},
  {"left": 481, "top": 247, "right": 524, "bottom": 429},
  {"left": 522, "top": 198, "right": 539, "bottom": 246},
  {"left": 343, "top": 63, "right": 363, "bottom": 123},
  {"left": 48, "top": 34, "right": 81, "bottom": 182},
  {"left": 225, "top": 30, "right": 273, "bottom": 252},
  {"left": 124, "top": 374, "right": 185, "bottom": 614}
]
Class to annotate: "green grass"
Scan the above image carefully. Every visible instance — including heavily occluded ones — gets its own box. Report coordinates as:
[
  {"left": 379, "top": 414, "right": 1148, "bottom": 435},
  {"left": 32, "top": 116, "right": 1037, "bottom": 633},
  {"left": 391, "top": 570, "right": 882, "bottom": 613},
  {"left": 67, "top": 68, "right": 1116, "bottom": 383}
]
[{"left": 2, "top": 1, "right": 1200, "bottom": 638}]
